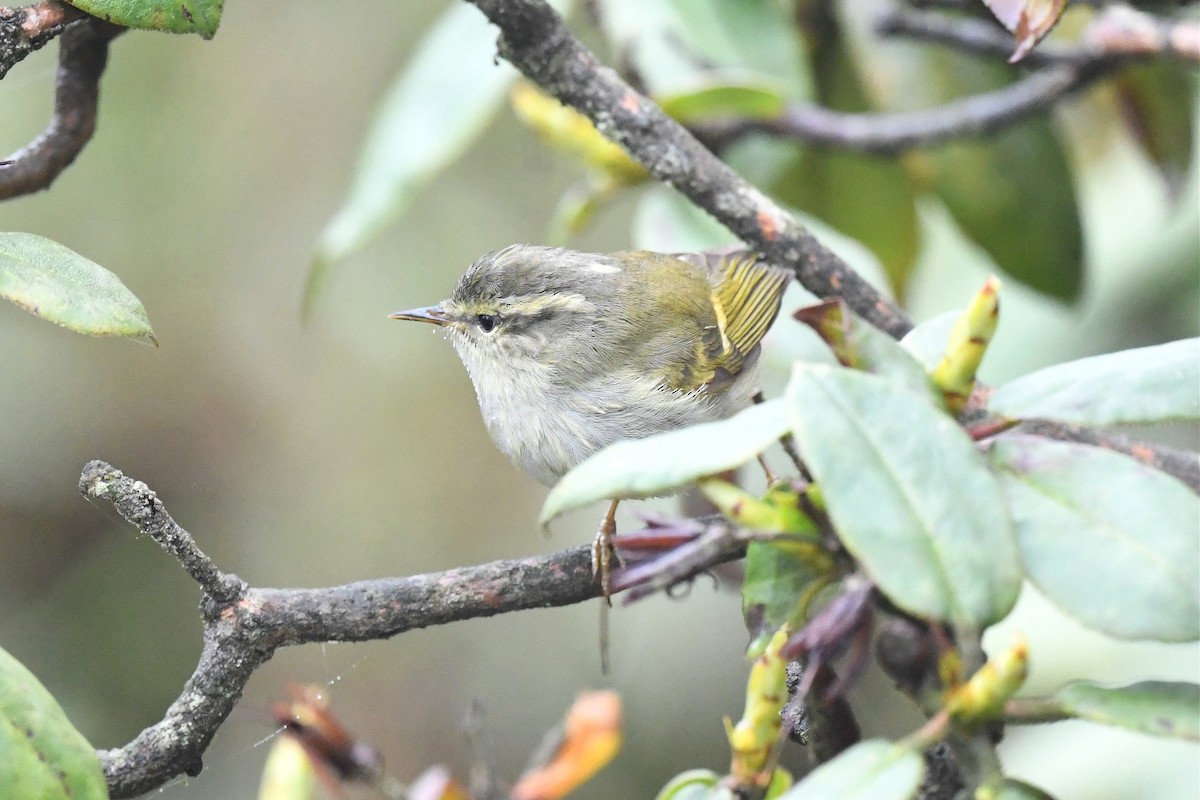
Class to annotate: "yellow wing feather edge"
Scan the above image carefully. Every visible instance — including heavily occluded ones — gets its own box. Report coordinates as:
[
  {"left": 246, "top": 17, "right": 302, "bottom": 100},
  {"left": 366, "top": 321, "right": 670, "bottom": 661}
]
[{"left": 709, "top": 252, "right": 791, "bottom": 374}]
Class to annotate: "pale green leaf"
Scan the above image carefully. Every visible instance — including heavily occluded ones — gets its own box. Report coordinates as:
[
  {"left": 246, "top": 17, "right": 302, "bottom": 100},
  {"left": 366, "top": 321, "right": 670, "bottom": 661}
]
[
  {"left": 795, "top": 300, "right": 939, "bottom": 403},
  {"left": 0, "top": 645, "right": 108, "bottom": 800},
  {"left": 991, "top": 435, "right": 1200, "bottom": 641},
  {"left": 1054, "top": 680, "right": 1200, "bottom": 741},
  {"left": 996, "top": 779, "right": 1055, "bottom": 800},
  {"left": 540, "top": 399, "right": 790, "bottom": 524},
  {"left": 654, "top": 769, "right": 728, "bottom": 800},
  {"left": 0, "top": 232, "right": 156, "bottom": 344},
  {"left": 308, "top": 2, "right": 571, "bottom": 316},
  {"left": 65, "top": 0, "right": 221, "bottom": 37},
  {"left": 777, "top": 740, "right": 923, "bottom": 800},
  {"left": 787, "top": 364, "right": 1021, "bottom": 630},
  {"left": 989, "top": 339, "right": 1200, "bottom": 425},
  {"left": 742, "top": 540, "right": 822, "bottom": 655}
]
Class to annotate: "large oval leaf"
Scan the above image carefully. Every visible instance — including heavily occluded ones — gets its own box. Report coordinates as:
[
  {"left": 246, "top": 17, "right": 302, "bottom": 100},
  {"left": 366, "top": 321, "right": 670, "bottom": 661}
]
[
  {"left": 989, "top": 339, "right": 1200, "bottom": 425},
  {"left": 991, "top": 435, "right": 1200, "bottom": 641},
  {"left": 777, "top": 739, "right": 923, "bottom": 800},
  {"left": 787, "top": 364, "right": 1021, "bottom": 630},
  {"left": 307, "top": 2, "right": 570, "bottom": 317},
  {"left": 65, "top": 0, "right": 222, "bottom": 37},
  {"left": 1053, "top": 680, "right": 1200, "bottom": 741},
  {"left": 540, "top": 399, "right": 790, "bottom": 524},
  {"left": 0, "top": 645, "right": 108, "bottom": 800},
  {"left": 0, "top": 232, "right": 156, "bottom": 343}
]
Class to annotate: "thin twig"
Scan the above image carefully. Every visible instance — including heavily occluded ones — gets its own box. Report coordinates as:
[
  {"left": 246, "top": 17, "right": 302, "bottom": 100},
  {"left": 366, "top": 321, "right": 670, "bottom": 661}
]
[
  {"left": 0, "top": 16, "right": 122, "bottom": 199},
  {"left": 80, "top": 461, "right": 246, "bottom": 602},
  {"left": 466, "top": 0, "right": 915, "bottom": 339},
  {"left": 692, "top": 64, "right": 1107, "bottom": 155}
]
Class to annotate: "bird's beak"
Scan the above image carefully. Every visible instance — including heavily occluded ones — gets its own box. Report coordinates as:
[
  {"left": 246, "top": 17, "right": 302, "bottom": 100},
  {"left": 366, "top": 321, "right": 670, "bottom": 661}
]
[{"left": 388, "top": 305, "right": 449, "bottom": 326}]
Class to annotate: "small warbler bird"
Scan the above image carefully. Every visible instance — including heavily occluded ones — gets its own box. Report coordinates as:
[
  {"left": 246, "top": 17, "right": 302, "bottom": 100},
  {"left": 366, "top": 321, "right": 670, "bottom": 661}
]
[{"left": 391, "top": 245, "right": 790, "bottom": 594}]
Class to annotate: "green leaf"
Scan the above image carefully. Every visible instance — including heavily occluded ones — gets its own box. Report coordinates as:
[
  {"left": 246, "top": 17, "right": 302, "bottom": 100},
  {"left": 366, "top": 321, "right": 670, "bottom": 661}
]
[
  {"left": 540, "top": 399, "right": 790, "bottom": 524},
  {"left": 606, "top": 0, "right": 810, "bottom": 98},
  {"left": 1054, "top": 680, "right": 1200, "bottom": 741},
  {"left": 989, "top": 339, "right": 1200, "bottom": 425},
  {"left": 996, "top": 778, "right": 1055, "bottom": 800},
  {"left": 659, "top": 79, "right": 787, "bottom": 124},
  {"left": 786, "top": 364, "right": 1021, "bottom": 630},
  {"left": 777, "top": 739, "right": 923, "bottom": 800},
  {"left": 654, "top": 769, "right": 732, "bottom": 800},
  {"left": 794, "top": 299, "right": 939, "bottom": 403},
  {"left": 307, "top": 2, "right": 572, "bottom": 317},
  {"left": 742, "top": 540, "right": 823, "bottom": 655},
  {"left": 0, "top": 232, "right": 156, "bottom": 344},
  {"left": 0, "top": 645, "right": 108, "bottom": 800},
  {"left": 1112, "top": 62, "right": 1197, "bottom": 197},
  {"left": 991, "top": 435, "right": 1200, "bottom": 641},
  {"left": 65, "top": 0, "right": 221, "bottom": 37}
]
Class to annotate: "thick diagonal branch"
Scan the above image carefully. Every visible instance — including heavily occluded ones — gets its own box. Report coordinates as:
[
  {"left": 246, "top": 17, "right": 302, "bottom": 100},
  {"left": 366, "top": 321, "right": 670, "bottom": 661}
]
[{"left": 466, "top": 0, "right": 914, "bottom": 339}]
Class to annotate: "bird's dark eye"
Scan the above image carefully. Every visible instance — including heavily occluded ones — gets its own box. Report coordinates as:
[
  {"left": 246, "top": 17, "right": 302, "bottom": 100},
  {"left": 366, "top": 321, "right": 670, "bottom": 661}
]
[{"left": 476, "top": 313, "right": 500, "bottom": 333}]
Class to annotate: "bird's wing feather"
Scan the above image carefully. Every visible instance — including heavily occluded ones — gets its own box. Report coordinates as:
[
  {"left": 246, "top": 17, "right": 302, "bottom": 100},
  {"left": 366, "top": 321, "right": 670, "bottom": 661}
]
[{"left": 672, "top": 250, "right": 790, "bottom": 388}]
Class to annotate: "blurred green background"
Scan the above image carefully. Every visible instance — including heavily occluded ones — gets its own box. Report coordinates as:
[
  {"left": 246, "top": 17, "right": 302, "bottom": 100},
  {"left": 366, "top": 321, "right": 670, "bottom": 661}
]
[{"left": 1, "top": 2, "right": 1197, "bottom": 798}]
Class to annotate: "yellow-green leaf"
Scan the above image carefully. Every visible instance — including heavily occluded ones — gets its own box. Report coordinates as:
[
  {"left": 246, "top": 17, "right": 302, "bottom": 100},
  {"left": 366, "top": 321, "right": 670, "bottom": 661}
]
[
  {"left": 65, "top": 0, "right": 221, "bottom": 37},
  {"left": 0, "top": 232, "right": 156, "bottom": 344},
  {"left": 0, "top": 645, "right": 108, "bottom": 800}
]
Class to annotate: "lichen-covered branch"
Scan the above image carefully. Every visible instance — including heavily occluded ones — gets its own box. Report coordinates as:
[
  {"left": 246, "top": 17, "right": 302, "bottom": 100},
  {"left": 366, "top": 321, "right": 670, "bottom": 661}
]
[
  {"left": 0, "top": 0, "right": 84, "bottom": 80},
  {"left": 80, "top": 461, "right": 742, "bottom": 798}
]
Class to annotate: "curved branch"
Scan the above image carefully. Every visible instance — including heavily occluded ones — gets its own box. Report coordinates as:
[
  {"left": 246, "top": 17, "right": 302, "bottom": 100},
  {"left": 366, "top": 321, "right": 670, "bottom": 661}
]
[
  {"left": 466, "top": 0, "right": 914, "bottom": 339},
  {"left": 81, "top": 461, "right": 742, "bottom": 798},
  {"left": 0, "top": 16, "right": 122, "bottom": 199},
  {"left": 691, "top": 64, "right": 1108, "bottom": 156}
]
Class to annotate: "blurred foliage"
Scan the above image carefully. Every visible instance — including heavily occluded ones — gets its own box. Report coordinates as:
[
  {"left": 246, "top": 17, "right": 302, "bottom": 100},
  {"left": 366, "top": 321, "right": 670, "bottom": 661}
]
[{"left": 1, "top": 0, "right": 1198, "bottom": 799}]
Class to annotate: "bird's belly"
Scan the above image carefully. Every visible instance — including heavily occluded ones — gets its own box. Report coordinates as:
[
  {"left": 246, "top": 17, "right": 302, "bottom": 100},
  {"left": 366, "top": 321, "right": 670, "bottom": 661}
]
[{"left": 479, "top": 375, "right": 756, "bottom": 486}]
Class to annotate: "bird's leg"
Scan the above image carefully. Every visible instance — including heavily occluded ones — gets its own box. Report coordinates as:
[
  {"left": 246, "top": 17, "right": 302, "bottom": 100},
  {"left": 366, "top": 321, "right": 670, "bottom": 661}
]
[
  {"left": 592, "top": 499, "right": 620, "bottom": 604},
  {"left": 756, "top": 453, "right": 776, "bottom": 484}
]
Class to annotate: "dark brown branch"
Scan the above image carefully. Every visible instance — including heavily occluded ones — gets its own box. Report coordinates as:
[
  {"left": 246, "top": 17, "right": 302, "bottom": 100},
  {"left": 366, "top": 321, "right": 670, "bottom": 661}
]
[
  {"left": 691, "top": 64, "right": 1107, "bottom": 156},
  {"left": 465, "top": 0, "right": 914, "bottom": 339},
  {"left": 0, "top": 0, "right": 83, "bottom": 80},
  {"left": 80, "top": 461, "right": 741, "bottom": 798},
  {"left": 0, "top": 16, "right": 122, "bottom": 199}
]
